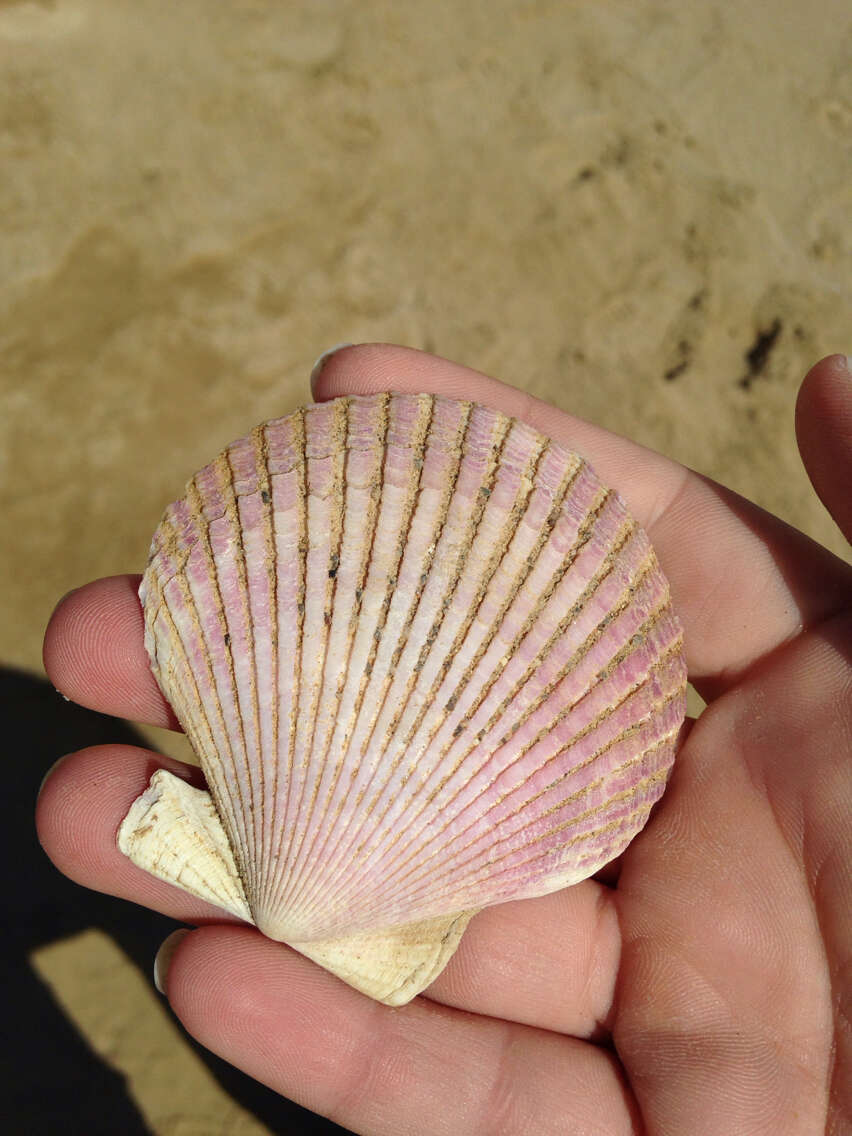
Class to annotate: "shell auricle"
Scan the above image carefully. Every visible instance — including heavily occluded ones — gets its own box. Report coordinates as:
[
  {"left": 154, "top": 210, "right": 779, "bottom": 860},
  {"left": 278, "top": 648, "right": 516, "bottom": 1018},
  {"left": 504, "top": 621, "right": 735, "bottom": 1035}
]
[{"left": 119, "top": 391, "right": 686, "bottom": 1005}]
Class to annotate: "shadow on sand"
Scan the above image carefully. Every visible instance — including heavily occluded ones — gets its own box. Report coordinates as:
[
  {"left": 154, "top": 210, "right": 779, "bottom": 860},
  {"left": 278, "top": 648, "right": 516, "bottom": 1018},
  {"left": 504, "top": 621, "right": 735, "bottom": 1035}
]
[{"left": 4, "top": 666, "right": 349, "bottom": 1135}]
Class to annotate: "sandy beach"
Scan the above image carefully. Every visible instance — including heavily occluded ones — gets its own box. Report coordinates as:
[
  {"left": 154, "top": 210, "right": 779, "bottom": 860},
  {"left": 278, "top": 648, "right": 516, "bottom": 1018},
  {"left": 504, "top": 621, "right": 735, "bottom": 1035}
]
[{"left": 2, "top": 2, "right": 850, "bottom": 1132}]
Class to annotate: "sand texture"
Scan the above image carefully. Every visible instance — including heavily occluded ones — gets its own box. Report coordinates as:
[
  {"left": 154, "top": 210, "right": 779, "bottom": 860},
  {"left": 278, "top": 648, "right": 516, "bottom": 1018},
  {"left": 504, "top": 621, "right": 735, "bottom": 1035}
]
[{"left": 2, "top": 1, "right": 850, "bottom": 1132}]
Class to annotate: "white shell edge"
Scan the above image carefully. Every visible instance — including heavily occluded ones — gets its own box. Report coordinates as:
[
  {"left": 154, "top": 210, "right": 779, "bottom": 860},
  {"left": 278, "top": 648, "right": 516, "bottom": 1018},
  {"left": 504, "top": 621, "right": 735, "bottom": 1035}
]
[
  {"left": 118, "top": 770, "right": 475, "bottom": 1006},
  {"left": 117, "top": 769, "right": 252, "bottom": 922}
]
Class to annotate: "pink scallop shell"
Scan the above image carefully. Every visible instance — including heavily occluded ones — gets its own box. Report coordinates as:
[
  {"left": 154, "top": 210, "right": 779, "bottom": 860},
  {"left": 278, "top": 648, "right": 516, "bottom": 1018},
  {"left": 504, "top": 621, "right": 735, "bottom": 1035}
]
[{"left": 140, "top": 392, "right": 686, "bottom": 943}]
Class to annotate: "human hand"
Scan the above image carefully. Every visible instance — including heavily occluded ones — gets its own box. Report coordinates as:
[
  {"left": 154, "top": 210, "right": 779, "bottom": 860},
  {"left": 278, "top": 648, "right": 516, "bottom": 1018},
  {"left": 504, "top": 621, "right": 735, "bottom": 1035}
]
[{"left": 38, "top": 346, "right": 851, "bottom": 1134}]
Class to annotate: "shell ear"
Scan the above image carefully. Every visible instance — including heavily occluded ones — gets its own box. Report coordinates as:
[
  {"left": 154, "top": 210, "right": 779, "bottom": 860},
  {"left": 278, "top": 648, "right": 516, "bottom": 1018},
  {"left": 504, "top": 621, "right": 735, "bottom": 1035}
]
[
  {"left": 120, "top": 769, "right": 475, "bottom": 1005},
  {"left": 291, "top": 908, "right": 476, "bottom": 1006},
  {"left": 118, "top": 769, "right": 253, "bottom": 923}
]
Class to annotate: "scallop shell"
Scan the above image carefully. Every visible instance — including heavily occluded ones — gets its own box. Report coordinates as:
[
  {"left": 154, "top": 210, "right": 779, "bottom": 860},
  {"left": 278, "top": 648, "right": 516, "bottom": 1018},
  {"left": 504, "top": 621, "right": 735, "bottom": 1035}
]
[{"left": 119, "top": 392, "right": 686, "bottom": 1004}]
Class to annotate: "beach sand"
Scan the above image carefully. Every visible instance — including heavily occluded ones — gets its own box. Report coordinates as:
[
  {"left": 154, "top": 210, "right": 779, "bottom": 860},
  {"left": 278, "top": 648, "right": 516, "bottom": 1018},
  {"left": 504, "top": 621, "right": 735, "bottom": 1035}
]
[{"left": 2, "top": 2, "right": 850, "bottom": 1132}]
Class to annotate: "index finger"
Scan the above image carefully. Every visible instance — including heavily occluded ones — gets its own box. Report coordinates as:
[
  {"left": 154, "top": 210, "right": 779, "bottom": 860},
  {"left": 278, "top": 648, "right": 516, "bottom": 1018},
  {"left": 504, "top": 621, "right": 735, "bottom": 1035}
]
[
  {"left": 44, "top": 574, "right": 178, "bottom": 729},
  {"left": 313, "top": 344, "right": 852, "bottom": 697}
]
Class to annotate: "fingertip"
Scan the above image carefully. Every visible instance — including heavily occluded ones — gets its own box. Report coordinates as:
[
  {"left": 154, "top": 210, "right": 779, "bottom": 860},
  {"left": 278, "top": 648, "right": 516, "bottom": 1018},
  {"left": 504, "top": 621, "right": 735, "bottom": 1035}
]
[
  {"left": 35, "top": 750, "right": 77, "bottom": 826},
  {"left": 34, "top": 747, "right": 77, "bottom": 856},
  {"left": 154, "top": 927, "right": 193, "bottom": 995},
  {"left": 796, "top": 352, "right": 833, "bottom": 406},
  {"left": 36, "top": 742, "right": 224, "bottom": 929},
  {"left": 796, "top": 353, "right": 851, "bottom": 423},
  {"left": 795, "top": 354, "right": 852, "bottom": 543},
  {"left": 806, "top": 352, "right": 849, "bottom": 379},
  {"left": 36, "top": 743, "right": 156, "bottom": 884},
  {"left": 308, "top": 342, "right": 356, "bottom": 396},
  {"left": 310, "top": 342, "right": 548, "bottom": 434},
  {"left": 35, "top": 743, "right": 114, "bottom": 889},
  {"left": 43, "top": 574, "right": 143, "bottom": 692},
  {"left": 42, "top": 575, "right": 179, "bottom": 729},
  {"left": 42, "top": 584, "right": 86, "bottom": 689},
  {"left": 309, "top": 341, "right": 420, "bottom": 402}
]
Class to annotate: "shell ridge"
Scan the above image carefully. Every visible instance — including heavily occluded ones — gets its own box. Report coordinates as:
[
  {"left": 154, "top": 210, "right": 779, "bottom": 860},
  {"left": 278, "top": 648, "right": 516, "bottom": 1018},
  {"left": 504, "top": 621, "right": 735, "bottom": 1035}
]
[
  {"left": 515, "top": 717, "right": 681, "bottom": 830},
  {"left": 147, "top": 561, "right": 244, "bottom": 846},
  {"left": 402, "top": 479, "right": 614, "bottom": 799},
  {"left": 356, "top": 701, "right": 682, "bottom": 925},
  {"left": 350, "top": 406, "right": 513, "bottom": 808},
  {"left": 450, "top": 794, "right": 660, "bottom": 908},
  {"left": 284, "top": 394, "right": 464, "bottom": 917},
  {"left": 266, "top": 402, "right": 345, "bottom": 922},
  {"left": 395, "top": 646, "right": 684, "bottom": 902},
  {"left": 345, "top": 397, "right": 472, "bottom": 770},
  {"left": 294, "top": 401, "right": 509, "bottom": 915},
  {"left": 285, "top": 396, "right": 469, "bottom": 915},
  {"left": 474, "top": 544, "right": 659, "bottom": 767},
  {"left": 264, "top": 406, "right": 309, "bottom": 912},
  {"left": 396, "top": 547, "right": 661, "bottom": 855},
  {"left": 328, "top": 616, "right": 684, "bottom": 925},
  {"left": 247, "top": 423, "right": 280, "bottom": 916},
  {"left": 369, "top": 601, "right": 682, "bottom": 899},
  {"left": 315, "top": 406, "right": 511, "bottom": 882},
  {"left": 279, "top": 394, "right": 393, "bottom": 916},
  {"left": 316, "top": 522, "right": 679, "bottom": 923},
  {"left": 363, "top": 665, "right": 685, "bottom": 921},
  {"left": 280, "top": 393, "right": 442, "bottom": 924},
  {"left": 274, "top": 398, "right": 350, "bottom": 919},
  {"left": 316, "top": 485, "right": 626, "bottom": 909},
  {"left": 416, "top": 503, "right": 634, "bottom": 791},
  {"left": 180, "top": 484, "right": 255, "bottom": 878},
  {"left": 284, "top": 390, "right": 449, "bottom": 913},
  {"left": 275, "top": 393, "right": 412, "bottom": 918},
  {"left": 301, "top": 466, "right": 606, "bottom": 920},
  {"left": 220, "top": 443, "right": 269, "bottom": 910},
  {"left": 488, "top": 772, "right": 668, "bottom": 871},
  {"left": 379, "top": 449, "right": 585, "bottom": 791},
  {"left": 255, "top": 420, "right": 282, "bottom": 919},
  {"left": 298, "top": 421, "right": 589, "bottom": 924},
  {"left": 393, "top": 430, "right": 549, "bottom": 765},
  {"left": 323, "top": 424, "right": 552, "bottom": 896},
  {"left": 402, "top": 512, "right": 640, "bottom": 817},
  {"left": 207, "top": 451, "right": 272, "bottom": 898},
  {"left": 511, "top": 700, "right": 683, "bottom": 824},
  {"left": 372, "top": 406, "right": 513, "bottom": 751},
  {"left": 148, "top": 583, "right": 234, "bottom": 815}
]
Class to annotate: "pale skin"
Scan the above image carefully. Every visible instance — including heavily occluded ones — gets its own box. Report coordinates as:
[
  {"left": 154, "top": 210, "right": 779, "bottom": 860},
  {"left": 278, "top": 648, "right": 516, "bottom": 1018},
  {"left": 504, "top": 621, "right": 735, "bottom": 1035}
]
[{"left": 38, "top": 345, "right": 851, "bottom": 1134}]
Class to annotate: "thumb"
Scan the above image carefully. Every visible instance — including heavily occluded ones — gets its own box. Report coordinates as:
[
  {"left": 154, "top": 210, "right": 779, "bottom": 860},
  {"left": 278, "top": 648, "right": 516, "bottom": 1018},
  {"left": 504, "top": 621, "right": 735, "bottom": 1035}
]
[{"left": 795, "top": 355, "right": 852, "bottom": 545}]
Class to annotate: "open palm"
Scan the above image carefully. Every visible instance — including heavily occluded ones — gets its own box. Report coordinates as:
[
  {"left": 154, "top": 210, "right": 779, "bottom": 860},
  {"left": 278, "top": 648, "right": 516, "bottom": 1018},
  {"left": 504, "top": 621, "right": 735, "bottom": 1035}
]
[{"left": 38, "top": 346, "right": 851, "bottom": 1134}]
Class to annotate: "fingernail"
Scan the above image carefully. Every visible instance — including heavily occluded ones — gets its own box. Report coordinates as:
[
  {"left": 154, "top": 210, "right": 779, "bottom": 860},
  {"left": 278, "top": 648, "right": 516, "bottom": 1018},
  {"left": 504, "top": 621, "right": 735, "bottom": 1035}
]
[
  {"left": 154, "top": 928, "right": 191, "bottom": 995},
  {"left": 310, "top": 342, "right": 354, "bottom": 388},
  {"left": 37, "top": 752, "right": 73, "bottom": 800}
]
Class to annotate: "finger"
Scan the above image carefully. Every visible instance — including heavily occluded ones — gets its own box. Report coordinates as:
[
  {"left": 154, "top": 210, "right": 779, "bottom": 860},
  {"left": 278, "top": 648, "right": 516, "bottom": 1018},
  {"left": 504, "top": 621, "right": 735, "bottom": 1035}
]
[
  {"left": 425, "top": 883, "right": 620, "bottom": 1039},
  {"left": 43, "top": 575, "right": 178, "bottom": 729},
  {"left": 35, "top": 744, "right": 239, "bottom": 925},
  {"left": 159, "top": 926, "right": 640, "bottom": 1136},
  {"left": 313, "top": 344, "right": 852, "bottom": 697},
  {"left": 610, "top": 628, "right": 847, "bottom": 1134},
  {"left": 36, "top": 744, "right": 623, "bottom": 1039},
  {"left": 796, "top": 354, "right": 852, "bottom": 543}
]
